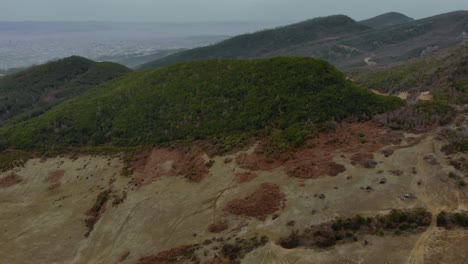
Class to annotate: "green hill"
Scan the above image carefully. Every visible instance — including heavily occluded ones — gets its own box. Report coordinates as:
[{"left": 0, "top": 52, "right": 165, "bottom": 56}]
[
  {"left": 1, "top": 58, "right": 403, "bottom": 153},
  {"left": 140, "top": 15, "right": 370, "bottom": 69},
  {"left": 0, "top": 56, "right": 131, "bottom": 125},
  {"left": 346, "top": 45, "right": 468, "bottom": 104},
  {"left": 359, "top": 12, "right": 414, "bottom": 29}
]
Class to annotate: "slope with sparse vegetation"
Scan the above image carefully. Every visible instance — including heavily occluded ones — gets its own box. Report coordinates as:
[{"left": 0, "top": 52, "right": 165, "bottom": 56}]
[{"left": 347, "top": 45, "right": 468, "bottom": 104}]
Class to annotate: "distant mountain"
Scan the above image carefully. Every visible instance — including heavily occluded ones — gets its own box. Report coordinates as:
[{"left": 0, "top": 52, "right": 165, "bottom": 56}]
[
  {"left": 141, "top": 11, "right": 468, "bottom": 69},
  {"left": 0, "top": 56, "right": 131, "bottom": 125},
  {"left": 1, "top": 57, "right": 402, "bottom": 152},
  {"left": 359, "top": 12, "right": 414, "bottom": 29},
  {"left": 139, "top": 15, "right": 370, "bottom": 69}
]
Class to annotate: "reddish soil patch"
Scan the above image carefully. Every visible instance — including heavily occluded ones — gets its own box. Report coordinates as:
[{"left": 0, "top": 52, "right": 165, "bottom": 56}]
[
  {"left": 46, "top": 170, "right": 64, "bottom": 182},
  {"left": 236, "top": 122, "right": 403, "bottom": 179},
  {"left": 236, "top": 152, "right": 285, "bottom": 171},
  {"left": 328, "top": 162, "right": 346, "bottom": 176},
  {"left": 137, "top": 245, "right": 199, "bottom": 264},
  {"left": 224, "top": 183, "right": 286, "bottom": 221},
  {"left": 131, "top": 147, "right": 209, "bottom": 187},
  {"left": 0, "top": 173, "right": 22, "bottom": 188},
  {"left": 203, "top": 257, "right": 231, "bottom": 264},
  {"left": 45, "top": 170, "right": 64, "bottom": 190},
  {"left": 234, "top": 172, "right": 258, "bottom": 184},
  {"left": 48, "top": 182, "right": 61, "bottom": 190},
  {"left": 208, "top": 220, "right": 229, "bottom": 233},
  {"left": 350, "top": 153, "right": 374, "bottom": 165}
]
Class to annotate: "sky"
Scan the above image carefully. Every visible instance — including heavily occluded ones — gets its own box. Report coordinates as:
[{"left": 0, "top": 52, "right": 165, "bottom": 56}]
[{"left": 2, "top": 0, "right": 468, "bottom": 23}]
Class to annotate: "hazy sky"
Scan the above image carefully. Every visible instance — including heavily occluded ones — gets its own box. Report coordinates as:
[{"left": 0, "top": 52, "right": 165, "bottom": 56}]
[{"left": 3, "top": 0, "right": 468, "bottom": 22}]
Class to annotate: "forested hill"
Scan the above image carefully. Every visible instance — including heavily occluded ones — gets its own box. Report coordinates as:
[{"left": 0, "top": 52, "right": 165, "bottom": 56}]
[
  {"left": 0, "top": 56, "right": 131, "bottom": 125},
  {"left": 359, "top": 12, "right": 414, "bottom": 29},
  {"left": 1, "top": 57, "right": 403, "bottom": 153}
]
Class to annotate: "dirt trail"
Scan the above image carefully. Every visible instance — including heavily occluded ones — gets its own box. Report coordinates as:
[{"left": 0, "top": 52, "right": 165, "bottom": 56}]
[{"left": 407, "top": 135, "right": 458, "bottom": 264}]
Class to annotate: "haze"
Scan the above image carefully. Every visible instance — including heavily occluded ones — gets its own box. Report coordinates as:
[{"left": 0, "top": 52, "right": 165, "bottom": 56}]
[{"left": 3, "top": 0, "right": 468, "bottom": 22}]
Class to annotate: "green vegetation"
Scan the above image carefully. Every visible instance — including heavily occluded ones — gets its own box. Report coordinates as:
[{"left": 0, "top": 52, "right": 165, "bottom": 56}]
[
  {"left": 0, "top": 57, "right": 403, "bottom": 154},
  {"left": 347, "top": 45, "right": 468, "bottom": 104},
  {"left": 140, "top": 15, "right": 370, "bottom": 69},
  {"left": 0, "top": 56, "right": 131, "bottom": 125},
  {"left": 280, "top": 208, "right": 431, "bottom": 249},
  {"left": 0, "top": 149, "right": 35, "bottom": 173},
  {"left": 437, "top": 211, "right": 468, "bottom": 228}
]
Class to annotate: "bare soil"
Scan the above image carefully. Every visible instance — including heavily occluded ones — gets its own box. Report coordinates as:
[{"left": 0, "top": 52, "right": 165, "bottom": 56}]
[
  {"left": 0, "top": 173, "right": 22, "bottom": 188},
  {"left": 224, "top": 183, "right": 286, "bottom": 221}
]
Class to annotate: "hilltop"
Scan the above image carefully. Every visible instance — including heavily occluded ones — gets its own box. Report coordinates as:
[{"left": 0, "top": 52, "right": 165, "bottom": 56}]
[
  {"left": 141, "top": 11, "right": 468, "bottom": 69},
  {"left": 0, "top": 56, "right": 131, "bottom": 125},
  {"left": 359, "top": 12, "right": 414, "bottom": 29},
  {"left": 1, "top": 57, "right": 403, "bottom": 152}
]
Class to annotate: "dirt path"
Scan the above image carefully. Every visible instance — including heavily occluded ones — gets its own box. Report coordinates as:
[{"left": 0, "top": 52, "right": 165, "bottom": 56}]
[{"left": 407, "top": 135, "right": 452, "bottom": 264}]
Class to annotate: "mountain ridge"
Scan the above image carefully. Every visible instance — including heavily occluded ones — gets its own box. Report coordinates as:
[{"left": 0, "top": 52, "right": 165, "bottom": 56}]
[
  {"left": 139, "top": 15, "right": 370, "bottom": 69},
  {"left": 140, "top": 11, "right": 468, "bottom": 69}
]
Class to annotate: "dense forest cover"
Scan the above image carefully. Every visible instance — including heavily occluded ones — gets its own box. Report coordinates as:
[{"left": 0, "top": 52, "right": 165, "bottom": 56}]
[
  {"left": 0, "top": 56, "right": 131, "bottom": 125},
  {"left": 0, "top": 57, "right": 403, "bottom": 153}
]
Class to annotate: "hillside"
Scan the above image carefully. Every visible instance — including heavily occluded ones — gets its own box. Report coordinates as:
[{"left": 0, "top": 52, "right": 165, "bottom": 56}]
[
  {"left": 0, "top": 56, "right": 131, "bottom": 125},
  {"left": 96, "top": 49, "right": 184, "bottom": 69},
  {"left": 359, "top": 12, "right": 414, "bottom": 29},
  {"left": 140, "top": 15, "right": 370, "bottom": 69},
  {"left": 1, "top": 57, "right": 403, "bottom": 152},
  {"left": 141, "top": 11, "right": 468, "bottom": 69},
  {"left": 347, "top": 45, "right": 468, "bottom": 104}
]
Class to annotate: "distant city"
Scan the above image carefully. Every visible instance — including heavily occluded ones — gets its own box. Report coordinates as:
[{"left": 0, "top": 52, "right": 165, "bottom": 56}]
[{"left": 0, "top": 21, "right": 284, "bottom": 70}]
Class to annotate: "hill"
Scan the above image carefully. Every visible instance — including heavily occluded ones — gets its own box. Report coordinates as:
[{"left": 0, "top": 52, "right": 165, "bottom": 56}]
[
  {"left": 347, "top": 45, "right": 468, "bottom": 104},
  {"left": 139, "top": 15, "right": 370, "bottom": 69},
  {"left": 0, "top": 56, "right": 131, "bottom": 125},
  {"left": 141, "top": 11, "right": 468, "bottom": 69},
  {"left": 1, "top": 57, "right": 403, "bottom": 152},
  {"left": 359, "top": 12, "right": 414, "bottom": 29}
]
